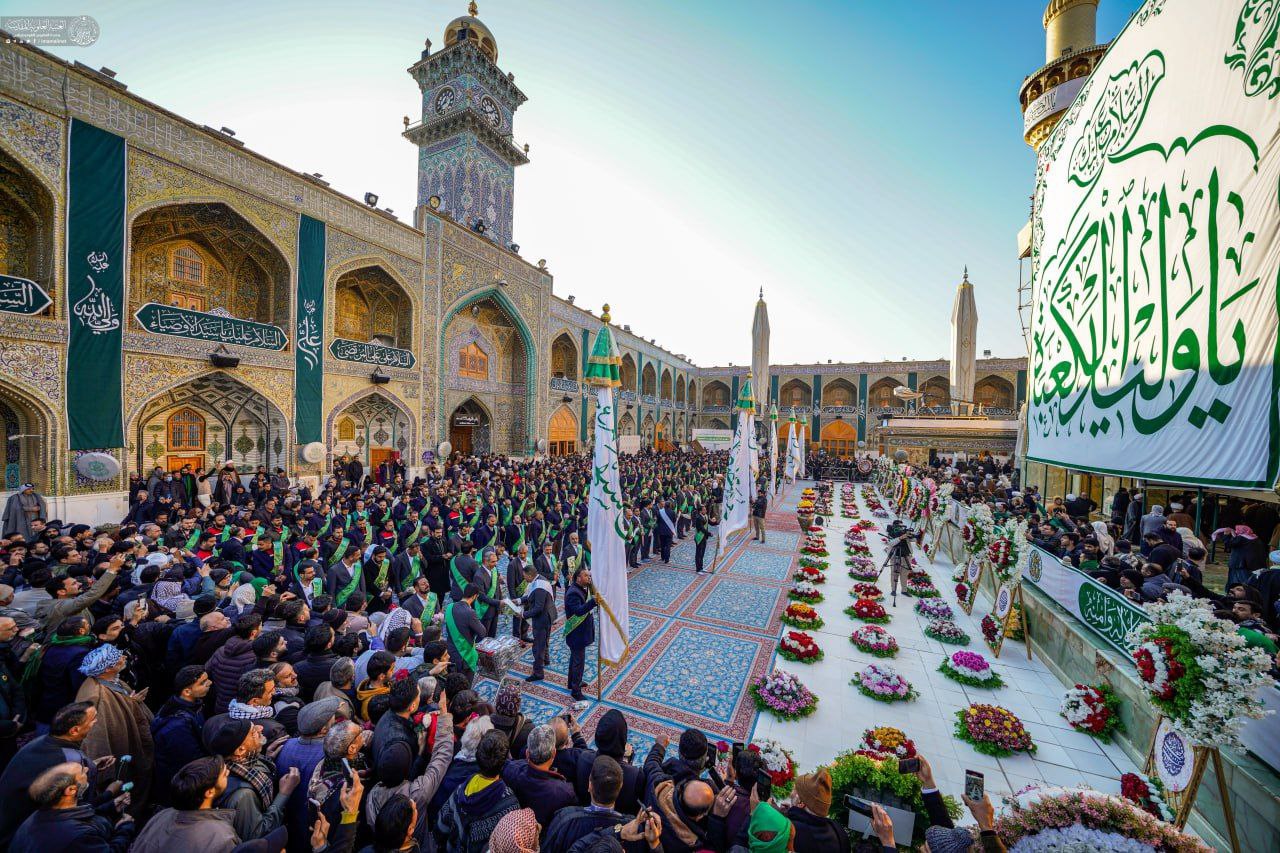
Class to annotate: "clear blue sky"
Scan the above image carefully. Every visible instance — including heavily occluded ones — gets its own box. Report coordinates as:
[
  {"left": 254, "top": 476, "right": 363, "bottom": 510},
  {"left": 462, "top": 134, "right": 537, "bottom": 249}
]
[{"left": 10, "top": 0, "right": 1141, "bottom": 365}]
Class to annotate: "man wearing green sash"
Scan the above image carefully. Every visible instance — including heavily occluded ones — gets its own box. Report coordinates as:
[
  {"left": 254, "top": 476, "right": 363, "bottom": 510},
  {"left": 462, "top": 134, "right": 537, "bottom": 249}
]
[
  {"left": 562, "top": 566, "right": 597, "bottom": 702},
  {"left": 471, "top": 547, "right": 503, "bottom": 636},
  {"left": 443, "top": 584, "right": 487, "bottom": 683},
  {"left": 325, "top": 546, "right": 364, "bottom": 608}
]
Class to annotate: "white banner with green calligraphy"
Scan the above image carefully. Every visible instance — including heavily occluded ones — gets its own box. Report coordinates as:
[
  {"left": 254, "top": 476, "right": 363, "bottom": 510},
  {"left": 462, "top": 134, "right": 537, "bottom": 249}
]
[
  {"left": 1027, "top": 0, "right": 1280, "bottom": 488},
  {"left": 721, "top": 377, "right": 756, "bottom": 538}
]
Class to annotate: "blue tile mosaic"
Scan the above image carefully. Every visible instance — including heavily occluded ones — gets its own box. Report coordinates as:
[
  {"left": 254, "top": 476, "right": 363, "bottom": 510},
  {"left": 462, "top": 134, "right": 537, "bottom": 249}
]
[
  {"left": 688, "top": 578, "right": 784, "bottom": 632},
  {"left": 629, "top": 566, "right": 702, "bottom": 611},
  {"left": 625, "top": 626, "right": 760, "bottom": 726},
  {"left": 725, "top": 549, "right": 794, "bottom": 582}
]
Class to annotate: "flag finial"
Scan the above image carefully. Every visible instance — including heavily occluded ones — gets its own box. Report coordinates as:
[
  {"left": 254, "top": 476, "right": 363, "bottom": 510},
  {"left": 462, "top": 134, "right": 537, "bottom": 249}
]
[
  {"left": 468, "top": 1, "right": 478, "bottom": 16},
  {"left": 601, "top": 303, "right": 611, "bottom": 324}
]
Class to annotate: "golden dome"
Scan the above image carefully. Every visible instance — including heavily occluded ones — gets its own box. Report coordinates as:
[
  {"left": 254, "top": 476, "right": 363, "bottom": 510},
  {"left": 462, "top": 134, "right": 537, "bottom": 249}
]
[{"left": 444, "top": 3, "right": 497, "bottom": 62}]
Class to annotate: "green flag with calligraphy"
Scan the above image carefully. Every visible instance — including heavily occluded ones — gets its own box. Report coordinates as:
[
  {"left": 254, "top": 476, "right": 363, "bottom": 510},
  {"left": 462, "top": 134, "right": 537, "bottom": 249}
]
[
  {"left": 66, "top": 119, "right": 126, "bottom": 450},
  {"left": 294, "top": 215, "right": 325, "bottom": 444}
]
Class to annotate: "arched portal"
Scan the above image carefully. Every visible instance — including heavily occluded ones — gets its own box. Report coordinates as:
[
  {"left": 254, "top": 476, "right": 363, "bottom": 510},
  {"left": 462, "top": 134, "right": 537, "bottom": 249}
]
[
  {"left": 703, "top": 380, "right": 730, "bottom": 408},
  {"left": 327, "top": 390, "right": 414, "bottom": 477},
  {"left": 867, "top": 378, "right": 903, "bottom": 411},
  {"left": 641, "top": 413, "right": 656, "bottom": 446},
  {"left": 551, "top": 333, "right": 578, "bottom": 380},
  {"left": 822, "top": 378, "right": 857, "bottom": 407},
  {"left": 641, "top": 363, "right": 657, "bottom": 397},
  {"left": 333, "top": 265, "right": 414, "bottom": 348},
  {"left": 660, "top": 369, "right": 673, "bottom": 401},
  {"left": 657, "top": 413, "right": 671, "bottom": 449},
  {"left": 441, "top": 288, "right": 535, "bottom": 453},
  {"left": 130, "top": 371, "right": 288, "bottom": 476},
  {"left": 130, "top": 202, "right": 290, "bottom": 325},
  {"left": 920, "top": 376, "right": 950, "bottom": 409},
  {"left": 0, "top": 382, "right": 55, "bottom": 494},
  {"left": 0, "top": 147, "right": 56, "bottom": 308},
  {"left": 449, "top": 398, "right": 491, "bottom": 456},
  {"left": 820, "top": 419, "right": 858, "bottom": 458},
  {"left": 548, "top": 406, "right": 578, "bottom": 456},
  {"left": 620, "top": 353, "right": 637, "bottom": 392},
  {"left": 778, "top": 378, "right": 811, "bottom": 409},
  {"left": 617, "top": 411, "right": 636, "bottom": 436},
  {"left": 974, "top": 376, "right": 1015, "bottom": 411},
  {"left": 675, "top": 375, "right": 686, "bottom": 405}
]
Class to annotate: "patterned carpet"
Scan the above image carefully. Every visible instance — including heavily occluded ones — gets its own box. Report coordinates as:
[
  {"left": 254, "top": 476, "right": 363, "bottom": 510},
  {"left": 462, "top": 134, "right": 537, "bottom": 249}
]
[{"left": 474, "top": 485, "right": 803, "bottom": 746}]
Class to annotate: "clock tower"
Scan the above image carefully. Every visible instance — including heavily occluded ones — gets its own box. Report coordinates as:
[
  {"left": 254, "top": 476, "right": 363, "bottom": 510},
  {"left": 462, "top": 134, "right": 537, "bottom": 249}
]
[{"left": 405, "top": 2, "right": 528, "bottom": 247}]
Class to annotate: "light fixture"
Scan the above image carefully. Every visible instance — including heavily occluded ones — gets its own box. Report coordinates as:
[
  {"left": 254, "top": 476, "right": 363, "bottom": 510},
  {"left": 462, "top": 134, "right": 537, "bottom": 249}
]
[
  {"left": 428, "top": 195, "right": 442, "bottom": 210},
  {"left": 472, "top": 218, "right": 487, "bottom": 234},
  {"left": 509, "top": 243, "right": 520, "bottom": 253},
  {"left": 566, "top": 295, "right": 575, "bottom": 304},
  {"left": 562, "top": 395, "right": 572, "bottom": 404},
  {"left": 219, "top": 126, "right": 236, "bottom": 137},
  {"left": 371, "top": 368, "right": 391, "bottom": 385},
  {"left": 537, "top": 259, "right": 547, "bottom": 269},
  {"left": 471, "top": 305, "right": 480, "bottom": 316},
  {"left": 403, "top": 116, "right": 411, "bottom": 129},
  {"left": 209, "top": 344, "right": 239, "bottom": 369},
  {"left": 364, "top": 192, "right": 379, "bottom": 206}
]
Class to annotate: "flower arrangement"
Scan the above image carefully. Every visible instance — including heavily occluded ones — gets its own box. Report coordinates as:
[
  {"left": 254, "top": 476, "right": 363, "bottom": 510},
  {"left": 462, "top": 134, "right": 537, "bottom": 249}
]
[
  {"left": 1126, "top": 593, "right": 1275, "bottom": 747},
  {"left": 954, "top": 581, "right": 971, "bottom": 600},
  {"left": 778, "top": 630, "right": 824, "bottom": 664},
  {"left": 793, "top": 564, "right": 827, "bottom": 584},
  {"left": 845, "top": 542, "right": 873, "bottom": 558},
  {"left": 847, "top": 560, "right": 879, "bottom": 581},
  {"left": 939, "top": 650, "right": 1005, "bottom": 688},
  {"left": 801, "top": 538, "right": 829, "bottom": 557},
  {"left": 902, "top": 571, "right": 939, "bottom": 598},
  {"left": 851, "top": 582, "right": 883, "bottom": 599},
  {"left": 824, "top": 751, "right": 960, "bottom": 843},
  {"left": 996, "top": 788, "right": 1211, "bottom": 852},
  {"left": 846, "top": 597, "right": 890, "bottom": 624},
  {"left": 781, "top": 601, "right": 824, "bottom": 630},
  {"left": 798, "top": 556, "right": 829, "bottom": 572},
  {"left": 1120, "top": 773, "right": 1175, "bottom": 823},
  {"left": 854, "top": 663, "right": 917, "bottom": 703},
  {"left": 1060, "top": 683, "right": 1124, "bottom": 740},
  {"left": 981, "top": 614, "right": 1002, "bottom": 649},
  {"left": 788, "top": 580, "right": 823, "bottom": 603},
  {"left": 953, "top": 703, "right": 1036, "bottom": 756},
  {"left": 851, "top": 625, "right": 899, "bottom": 657},
  {"left": 749, "top": 739, "right": 796, "bottom": 796},
  {"left": 924, "top": 619, "right": 971, "bottom": 645},
  {"left": 750, "top": 669, "right": 818, "bottom": 720},
  {"left": 858, "top": 726, "right": 916, "bottom": 760},
  {"left": 915, "top": 598, "right": 954, "bottom": 620},
  {"left": 864, "top": 493, "right": 891, "bottom": 519}
]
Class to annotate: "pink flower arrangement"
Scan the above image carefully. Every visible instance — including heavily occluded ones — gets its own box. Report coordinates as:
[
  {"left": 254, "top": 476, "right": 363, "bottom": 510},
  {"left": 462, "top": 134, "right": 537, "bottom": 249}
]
[
  {"left": 853, "top": 663, "right": 917, "bottom": 703},
  {"left": 915, "top": 598, "right": 954, "bottom": 620},
  {"left": 939, "top": 650, "right": 1005, "bottom": 688},
  {"left": 953, "top": 703, "right": 1036, "bottom": 756},
  {"left": 850, "top": 625, "right": 899, "bottom": 658},
  {"left": 750, "top": 669, "right": 818, "bottom": 720},
  {"left": 924, "top": 619, "right": 971, "bottom": 645}
]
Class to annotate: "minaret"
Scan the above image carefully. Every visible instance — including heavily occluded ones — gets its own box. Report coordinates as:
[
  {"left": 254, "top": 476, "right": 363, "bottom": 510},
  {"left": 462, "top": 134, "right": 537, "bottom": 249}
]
[
  {"left": 751, "top": 288, "right": 770, "bottom": 415},
  {"left": 405, "top": 2, "right": 529, "bottom": 248},
  {"left": 950, "top": 268, "right": 978, "bottom": 414},
  {"left": 1018, "top": 0, "right": 1107, "bottom": 150}
]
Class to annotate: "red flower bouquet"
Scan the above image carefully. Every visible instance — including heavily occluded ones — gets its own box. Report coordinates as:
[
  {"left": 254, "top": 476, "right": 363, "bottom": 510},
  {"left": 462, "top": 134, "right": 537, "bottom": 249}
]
[
  {"left": 846, "top": 597, "right": 890, "bottom": 624},
  {"left": 781, "top": 602, "right": 824, "bottom": 630},
  {"left": 851, "top": 582, "right": 883, "bottom": 599},
  {"left": 1060, "top": 683, "right": 1124, "bottom": 740},
  {"left": 778, "top": 630, "right": 824, "bottom": 664}
]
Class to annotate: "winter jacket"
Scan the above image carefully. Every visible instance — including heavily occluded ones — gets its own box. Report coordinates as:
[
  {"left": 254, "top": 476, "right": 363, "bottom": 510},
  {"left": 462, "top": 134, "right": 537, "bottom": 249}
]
[
  {"left": 10, "top": 804, "right": 135, "bottom": 853},
  {"left": 206, "top": 636, "right": 258, "bottom": 715},
  {"left": 785, "top": 805, "right": 850, "bottom": 853},
  {"left": 364, "top": 711, "right": 454, "bottom": 848},
  {"left": 294, "top": 652, "right": 339, "bottom": 701},
  {"left": 129, "top": 807, "right": 240, "bottom": 853},
  {"left": 150, "top": 695, "right": 206, "bottom": 802},
  {"left": 544, "top": 805, "right": 630, "bottom": 853},
  {"left": 643, "top": 742, "right": 724, "bottom": 853},
  {"left": 0, "top": 734, "right": 96, "bottom": 848},
  {"left": 437, "top": 776, "right": 520, "bottom": 853},
  {"left": 501, "top": 759, "right": 577, "bottom": 828},
  {"left": 31, "top": 640, "right": 93, "bottom": 724},
  {"left": 371, "top": 709, "right": 420, "bottom": 787}
]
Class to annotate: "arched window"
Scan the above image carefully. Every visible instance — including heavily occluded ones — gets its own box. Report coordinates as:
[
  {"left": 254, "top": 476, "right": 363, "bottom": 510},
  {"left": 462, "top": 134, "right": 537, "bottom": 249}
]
[
  {"left": 460, "top": 342, "right": 489, "bottom": 380},
  {"left": 171, "top": 246, "right": 204, "bottom": 284},
  {"left": 337, "top": 416, "right": 356, "bottom": 441},
  {"left": 167, "top": 407, "right": 205, "bottom": 451}
]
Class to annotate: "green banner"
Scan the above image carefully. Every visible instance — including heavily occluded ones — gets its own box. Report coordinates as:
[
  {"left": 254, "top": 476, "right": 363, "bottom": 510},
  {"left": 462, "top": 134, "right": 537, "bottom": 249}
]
[
  {"left": 66, "top": 119, "right": 125, "bottom": 450},
  {"left": 0, "top": 274, "right": 52, "bottom": 315},
  {"left": 329, "top": 337, "right": 415, "bottom": 368},
  {"left": 294, "top": 215, "right": 325, "bottom": 444},
  {"left": 135, "top": 302, "right": 287, "bottom": 350}
]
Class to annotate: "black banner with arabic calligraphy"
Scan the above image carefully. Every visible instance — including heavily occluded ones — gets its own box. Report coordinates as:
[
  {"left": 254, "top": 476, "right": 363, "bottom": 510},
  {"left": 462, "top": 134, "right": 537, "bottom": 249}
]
[
  {"left": 294, "top": 215, "right": 325, "bottom": 444},
  {"left": 66, "top": 119, "right": 125, "bottom": 450}
]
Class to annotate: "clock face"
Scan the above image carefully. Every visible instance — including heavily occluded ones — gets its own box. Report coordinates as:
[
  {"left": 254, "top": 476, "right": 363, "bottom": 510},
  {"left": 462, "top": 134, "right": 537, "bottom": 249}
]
[
  {"left": 434, "top": 88, "right": 456, "bottom": 114},
  {"left": 479, "top": 96, "right": 501, "bottom": 128}
]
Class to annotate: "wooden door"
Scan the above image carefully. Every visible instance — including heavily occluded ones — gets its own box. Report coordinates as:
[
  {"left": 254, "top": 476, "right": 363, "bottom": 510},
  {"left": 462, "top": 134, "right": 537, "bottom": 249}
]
[
  {"left": 168, "top": 455, "right": 204, "bottom": 472},
  {"left": 450, "top": 425, "right": 472, "bottom": 455},
  {"left": 369, "top": 448, "right": 395, "bottom": 473}
]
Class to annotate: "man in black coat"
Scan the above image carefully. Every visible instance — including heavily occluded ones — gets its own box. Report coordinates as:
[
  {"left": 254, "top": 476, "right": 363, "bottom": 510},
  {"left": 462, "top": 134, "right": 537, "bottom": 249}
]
[
  {"left": 293, "top": 626, "right": 339, "bottom": 701},
  {"left": 654, "top": 500, "right": 677, "bottom": 564},
  {"left": 506, "top": 562, "right": 555, "bottom": 682},
  {"left": 0, "top": 701, "right": 101, "bottom": 849},
  {"left": 442, "top": 584, "right": 487, "bottom": 684},
  {"left": 542, "top": 753, "right": 632, "bottom": 845},
  {"left": 506, "top": 543, "right": 532, "bottom": 642},
  {"left": 9, "top": 761, "right": 134, "bottom": 853},
  {"left": 150, "top": 666, "right": 211, "bottom": 806},
  {"left": 423, "top": 526, "right": 452, "bottom": 603}
]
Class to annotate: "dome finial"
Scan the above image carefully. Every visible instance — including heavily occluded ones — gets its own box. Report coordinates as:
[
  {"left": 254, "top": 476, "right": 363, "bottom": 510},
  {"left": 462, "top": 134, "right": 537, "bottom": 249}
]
[
  {"left": 468, "top": 1, "right": 478, "bottom": 16},
  {"left": 601, "top": 303, "right": 611, "bottom": 324},
  {"left": 758, "top": 287, "right": 763, "bottom": 299},
  {"left": 963, "top": 265, "right": 969, "bottom": 283}
]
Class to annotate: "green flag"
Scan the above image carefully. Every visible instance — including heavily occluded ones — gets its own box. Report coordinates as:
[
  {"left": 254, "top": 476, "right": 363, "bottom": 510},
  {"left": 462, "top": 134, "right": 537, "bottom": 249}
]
[
  {"left": 66, "top": 120, "right": 126, "bottom": 450},
  {"left": 294, "top": 215, "right": 325, "bottom": 443}
]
